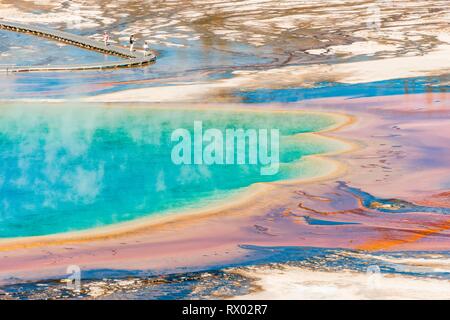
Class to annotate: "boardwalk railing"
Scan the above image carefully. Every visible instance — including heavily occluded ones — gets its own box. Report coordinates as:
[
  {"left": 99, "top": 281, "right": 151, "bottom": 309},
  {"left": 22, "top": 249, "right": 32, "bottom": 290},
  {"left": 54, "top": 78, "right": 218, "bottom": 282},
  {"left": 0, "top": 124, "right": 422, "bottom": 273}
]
[{"left": 0, "top": 20, "right": 156, "bottom": 73}]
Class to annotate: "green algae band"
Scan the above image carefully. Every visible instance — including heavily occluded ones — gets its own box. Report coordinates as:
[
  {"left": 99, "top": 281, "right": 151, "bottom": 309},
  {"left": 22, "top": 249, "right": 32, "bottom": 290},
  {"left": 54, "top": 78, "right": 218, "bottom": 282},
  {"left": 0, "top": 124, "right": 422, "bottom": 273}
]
[{"left": 0, "top": 104, "right": 345, "bottom": 238}]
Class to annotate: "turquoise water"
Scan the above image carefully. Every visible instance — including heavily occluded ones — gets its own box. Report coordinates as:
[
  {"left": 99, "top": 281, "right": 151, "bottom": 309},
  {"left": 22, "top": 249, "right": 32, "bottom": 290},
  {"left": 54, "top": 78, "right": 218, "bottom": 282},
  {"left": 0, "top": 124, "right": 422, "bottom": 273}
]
[{"left": 0, "top": 104, "right": 342, "bottom": 238}]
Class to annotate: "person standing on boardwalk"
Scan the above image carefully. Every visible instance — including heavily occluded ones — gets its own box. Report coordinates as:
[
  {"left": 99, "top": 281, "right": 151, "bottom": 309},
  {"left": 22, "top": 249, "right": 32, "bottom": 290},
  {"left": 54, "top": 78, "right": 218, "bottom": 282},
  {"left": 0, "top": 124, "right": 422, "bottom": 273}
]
[
  {"left": 129, "top": 34, "right": 135, "bottom": 52},
  {"left": 103, "top": 31, "right": 110, "bottom": 46},
  {"left": 143, "top": 41, "right": 149, "bottom": 56}
]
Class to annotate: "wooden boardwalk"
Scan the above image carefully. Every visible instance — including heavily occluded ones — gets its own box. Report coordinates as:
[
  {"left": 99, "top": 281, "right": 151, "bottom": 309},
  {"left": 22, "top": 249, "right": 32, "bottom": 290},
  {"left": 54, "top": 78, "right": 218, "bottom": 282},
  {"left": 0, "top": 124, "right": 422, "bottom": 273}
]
[{"left": 0, "top": 20, "right": 156, "bottom": 73}]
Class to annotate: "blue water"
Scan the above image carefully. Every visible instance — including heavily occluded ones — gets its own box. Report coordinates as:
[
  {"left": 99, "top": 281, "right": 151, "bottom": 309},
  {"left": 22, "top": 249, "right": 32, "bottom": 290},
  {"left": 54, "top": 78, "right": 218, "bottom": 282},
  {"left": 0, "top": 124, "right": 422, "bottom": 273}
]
[
  {"left": 236, "top": 76, "right": 450, "bottom": 103},
  {"left": 337, "top": 181, "right": 450, "bottom": 214},
  {"left": 303, "top": 216, "right": 359, "bottom": 225},
  {"left": 0, "top": 30, "right": 121, "bottom": 66},
  {"left": 0, "top": 104, "right": 342, "bottom": 238}
]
